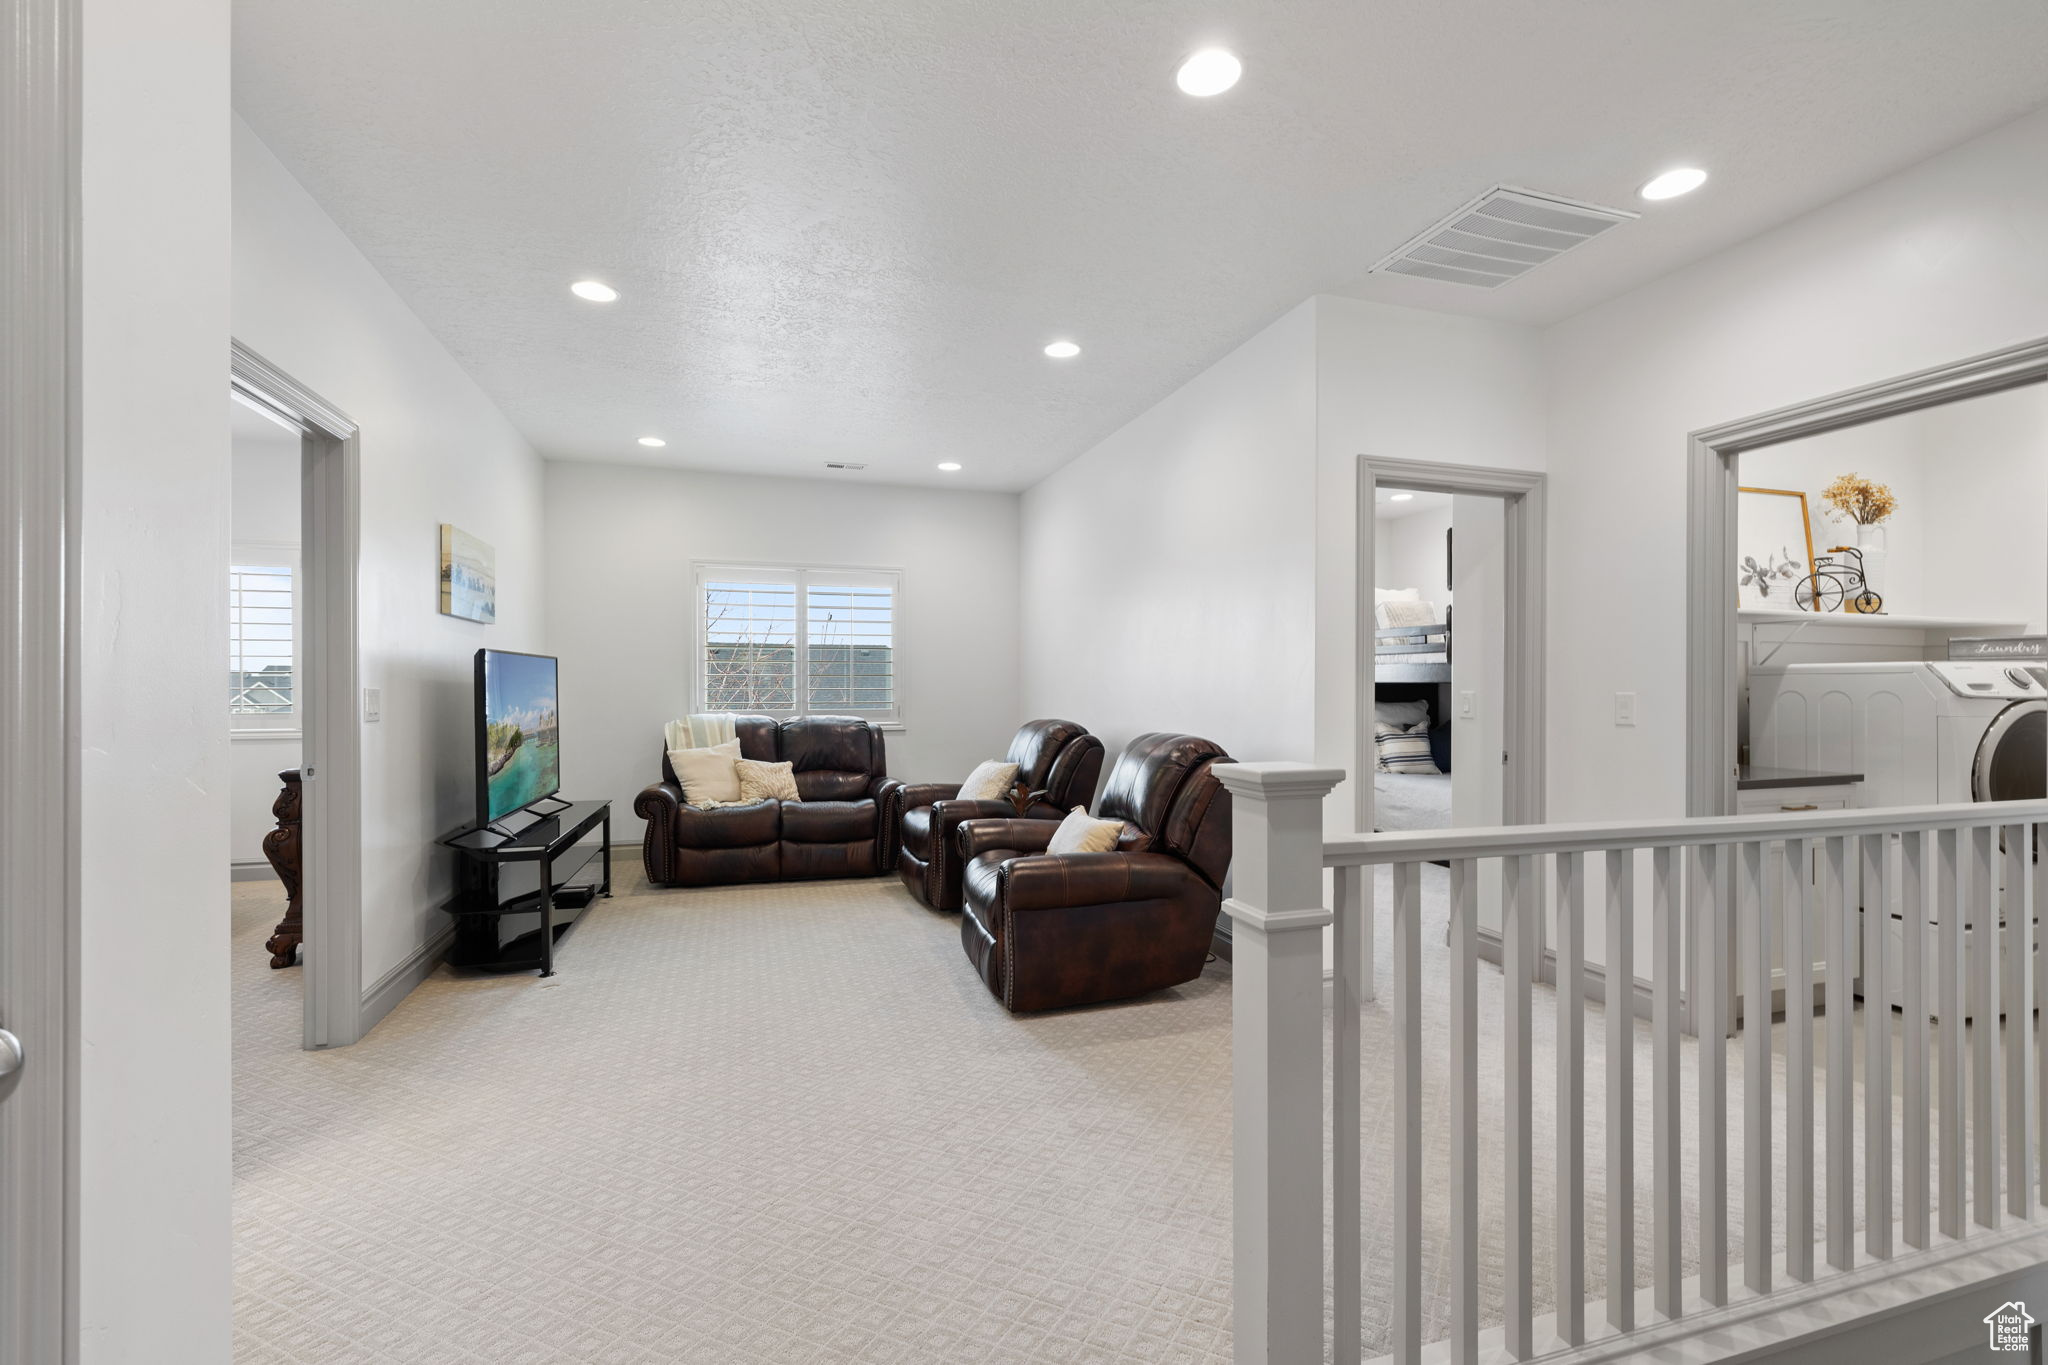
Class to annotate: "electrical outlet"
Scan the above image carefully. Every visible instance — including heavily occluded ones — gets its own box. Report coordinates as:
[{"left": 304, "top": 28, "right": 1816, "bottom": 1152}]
[
  {"left": 1458, "top": 690, "right": 1477, "bottom": 719},
  {"left": 363, "top": 687, "right": 382, "bottom": 723},
  {"left": 1614, "top": 692, "right": 1637, "bottom": 727}
]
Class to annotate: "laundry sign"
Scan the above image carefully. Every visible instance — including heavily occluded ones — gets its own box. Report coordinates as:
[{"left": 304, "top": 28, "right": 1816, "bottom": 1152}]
[{"left": 1949, "top": 636, "right": 2046, "bottom": 662}]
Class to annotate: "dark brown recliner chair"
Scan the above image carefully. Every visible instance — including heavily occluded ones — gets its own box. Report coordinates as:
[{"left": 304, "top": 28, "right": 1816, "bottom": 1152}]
[
  {"left": 634, "top": 715, "right": 891, "bottom": 887},
  {"left": 882, "top": 719, "right": 1104, "bottom": 912},
  {"left": 955, "top": 733, "right": 1232, "bottom": 1012}
]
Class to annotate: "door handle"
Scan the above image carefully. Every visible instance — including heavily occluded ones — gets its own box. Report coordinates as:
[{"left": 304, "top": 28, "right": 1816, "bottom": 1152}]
[{"left": 0, "top": 1028, "right": 21, "bottom": 1077}]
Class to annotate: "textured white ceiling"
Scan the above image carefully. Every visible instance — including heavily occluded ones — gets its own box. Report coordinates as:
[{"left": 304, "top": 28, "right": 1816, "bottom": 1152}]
[{"left": 232, "top": 0, "right": 2048, "bottom": 491}]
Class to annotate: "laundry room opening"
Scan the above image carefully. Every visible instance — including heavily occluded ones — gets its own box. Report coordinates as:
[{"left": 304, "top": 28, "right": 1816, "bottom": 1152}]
[{"left": 1733, "top": 378, "right": 2048, "bottom": 826}]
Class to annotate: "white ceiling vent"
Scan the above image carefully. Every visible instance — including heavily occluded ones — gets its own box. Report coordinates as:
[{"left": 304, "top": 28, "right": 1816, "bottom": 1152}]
[
  {"left": 824, "top": 461, "right": 867, "bottom": 471},
  {"left": 1371, "top": 186, "right": 1638, "bottom": 289}
]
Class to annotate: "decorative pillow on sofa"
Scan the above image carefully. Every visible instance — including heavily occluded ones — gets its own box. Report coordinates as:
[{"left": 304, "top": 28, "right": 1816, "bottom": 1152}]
[
  {"left": 734, "top": 758, "right": 802, "bottom": 802},
  {"left": 1374, "top": 722, "right": 1442, "bottom": 775},
  {"left": 1047, "top": 806, "right": 1123, "bottom": 856},
  {"left": 669, "top": 738, "right": 742, "bottom": 806},
  {"left": 958, "top": 759, "right": 1020, "bottom": 802}
]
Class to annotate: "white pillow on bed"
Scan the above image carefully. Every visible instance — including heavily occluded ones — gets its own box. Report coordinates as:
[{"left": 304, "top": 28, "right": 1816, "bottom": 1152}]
[
  {"left": 1374, "top": 699, "right": 1431, "bottom": 729},
  {"left": 1376, "top": 599, "right": 1438, "bottom": 629},
  {"left": 1374, "top": 587, "right": 1421, "bottom": 606}
]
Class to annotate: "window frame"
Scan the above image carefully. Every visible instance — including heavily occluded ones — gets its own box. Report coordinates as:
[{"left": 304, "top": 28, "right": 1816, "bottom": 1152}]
[
  {"left": 230, "top": 541, "right": 301, "bottom": 736},
  {"left": 691, "top": 560, "right": 904, "bottom": 725}
]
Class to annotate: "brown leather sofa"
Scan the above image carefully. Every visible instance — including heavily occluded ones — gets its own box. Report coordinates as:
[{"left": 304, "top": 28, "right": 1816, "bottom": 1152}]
[
  {"left": 955, "top": 733, "right": 1232, "bottom": 1012},
  {"left": 882, "top": 719, "right": 1105, "bottom": 912},
  {"left": 634, "top": 715, "right": 892, "bottom": 887}
]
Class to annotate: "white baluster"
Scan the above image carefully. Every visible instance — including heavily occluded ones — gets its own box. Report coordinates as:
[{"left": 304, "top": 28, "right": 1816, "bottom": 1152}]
[
  {"left": 1901, "top": 829, "right": 1929, "bottom": 1251},
  {"left": 1696, "top": 843, "right": 1727, "bottom": 1305},
  {"left": 2005, "top": 824, "right": 2034, "bottom": 1221},
  {"left": 1392, "top": 859, "right": 1423, "bottom": 1362},
  {"left": 1503, "top": 852, "right": 1535, "bottom": 1359},
  {"left": 2037, "top": 824, "right": 2048, "bottom": 1209},
  {"left": 1825, "top": 835, "right": 1854, "bottom": 1271},
  {"left": 1971, "top": 824, "right": 2000, "bottom": 1230},
  {"left": 1863, "top": 835, "right": 1891, "bottom": 1261},
  {"left": 1556, "top": 851, "right": 1586, "bottom": 1343},
  {"left": 1605, "top": 848, "right": 1635, "bottom": 1332},
  {"left": 1740, "top": 839, "right": 1771, "bottom": 1294},
  {"left": 1939, "top": 826, "right": 1966, "bottom": 1241},
  {"left": 1449, "top": 857, "right": 1480, "bottom": 1363},
  {"left": 1333, "top": 863, "right": 1363, "bottom": 1365},
  {"left": 1214, "top": 763, "right": 1346, "bottom": 1365},
  {"left": 1652, "top": 845, "right": 1682, "bottom": 1322},
  {"left": 1783, "top": 838, "right": 1814, "bottom": 1282}
]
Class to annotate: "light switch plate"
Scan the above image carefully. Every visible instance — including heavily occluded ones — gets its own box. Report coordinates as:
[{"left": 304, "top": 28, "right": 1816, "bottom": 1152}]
[
  {"left": 1458, "top": 690, "right": 1477, "bottom": 719},
  {"left": 1614, "top": 692, "right": 1637, "bottom": 727},
  {"left": 363, "top": 687, "right": 382, "bottom": 723}
]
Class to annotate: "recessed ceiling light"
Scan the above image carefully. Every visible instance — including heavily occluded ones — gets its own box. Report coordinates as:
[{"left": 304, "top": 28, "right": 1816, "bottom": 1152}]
[
  {"left": 637, "top": 436, "right": 666, "bottom": 447},
  {"left": 937, "top": 462, "right": 962, "bottom": 472},
  {"left": 1043, "top": 340, "right": 1081, "bottom": 359},
  {"left": 1176, "top": 48, "right": 1242, "bottom": 97},
  {"left": 1639, "top": 167, "right": 1707, "bottom": 201},
  {"left": 1389, "top": 492, "right": 1415, "bottom": 502},
  {"left": 571, "top": 280, "right": 619, "bottom": 302}
]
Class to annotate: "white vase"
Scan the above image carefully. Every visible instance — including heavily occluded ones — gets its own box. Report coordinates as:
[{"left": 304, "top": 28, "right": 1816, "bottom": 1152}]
[{"left": 1854, "top": 523, "right": 1887, "bottom": 610}]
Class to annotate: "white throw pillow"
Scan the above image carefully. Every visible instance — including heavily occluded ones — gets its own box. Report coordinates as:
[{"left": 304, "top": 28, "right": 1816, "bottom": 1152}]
[
  {"left": 1373, "top": 699, "right": 1431, "bottom": 729},
  {"left": 1046, "top": 806, "right": 1122, "bottom": 856},
  {"left": 1375, "top": 599, "right": 1438, "bottom": 629},
  {"left": 669, "top": 738, "right": 742, "bottom": 805},
  {"left": 1374, "top": 722, "right": 1441, "bottom": 775},
  {"left": 1374, "top": 587, "right": 1422, "bottom": 606},
  {"left": 958, "top": 759, "right": 1020, "bottom": 802}
]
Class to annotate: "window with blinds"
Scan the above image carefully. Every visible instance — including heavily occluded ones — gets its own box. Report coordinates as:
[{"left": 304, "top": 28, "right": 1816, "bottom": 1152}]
[
  {"left": 696, "top": 565, "right": 899, "bottom": 720},
  {"left": 230, "top": 562, "right": 295, "bottom": 719}
]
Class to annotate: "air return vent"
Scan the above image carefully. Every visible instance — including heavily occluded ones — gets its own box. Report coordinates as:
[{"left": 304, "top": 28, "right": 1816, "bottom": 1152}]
[
  {"left": 824, "top": 461, "right": 867, "bottom": 471},
  {"left": 1370, "top": 186, "right": 1638, "bottom": 289}
]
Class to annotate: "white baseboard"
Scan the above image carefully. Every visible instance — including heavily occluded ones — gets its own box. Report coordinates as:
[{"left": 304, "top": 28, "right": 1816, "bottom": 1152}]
[
  {"left": 358, "top": 923, "right": 453, "bottom": 1040},
  {"left": 231, "top": 861, "right": 279, "bottom": 883}
]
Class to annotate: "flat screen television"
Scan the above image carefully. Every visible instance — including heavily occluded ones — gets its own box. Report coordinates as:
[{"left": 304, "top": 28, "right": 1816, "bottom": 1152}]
[{"left": 474, "top": 648, "right": 561, "bottom": 827}]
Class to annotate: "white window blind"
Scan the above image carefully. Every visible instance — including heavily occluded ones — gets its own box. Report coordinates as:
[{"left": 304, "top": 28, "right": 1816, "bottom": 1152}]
[
  {"left": 696, "top": 565, "right": 899, "bottom": 720},
  {"left": 229, "top": 562, "right": 295, "bottom": 718}
]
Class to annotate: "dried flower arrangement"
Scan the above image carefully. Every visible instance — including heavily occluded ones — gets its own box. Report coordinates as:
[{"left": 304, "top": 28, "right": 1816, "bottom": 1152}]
[{"left": 1819, "top": 473, "right": 1897, "bottom": 526}]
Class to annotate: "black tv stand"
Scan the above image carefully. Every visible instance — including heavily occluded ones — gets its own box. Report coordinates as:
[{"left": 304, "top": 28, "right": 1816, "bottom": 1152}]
[{"left": 440, "top": 799, "right": 612, "bottom": 976}]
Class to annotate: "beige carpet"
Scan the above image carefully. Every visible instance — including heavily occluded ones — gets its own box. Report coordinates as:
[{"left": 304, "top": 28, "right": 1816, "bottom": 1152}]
[{"left": 231, "top": 862, "right": 1897, "bottom": 1364}]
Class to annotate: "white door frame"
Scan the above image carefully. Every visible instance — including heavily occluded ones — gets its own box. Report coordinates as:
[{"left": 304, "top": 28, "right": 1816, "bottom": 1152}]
[
  {"left": 2, "top": 0, "right": 78, "bottom": 1356},
  {"left": 1684, "top": 336, "right": 2048, "bottom": 817},
  {"left": 1356, "top": 455, "right": 1547, "bottom": 834},
  {"left": 231, "top": 342, "right": 366, "bottom": 1049}
]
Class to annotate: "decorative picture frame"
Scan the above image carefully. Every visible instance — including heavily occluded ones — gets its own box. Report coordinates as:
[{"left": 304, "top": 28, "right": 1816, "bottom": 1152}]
[
  {"left": 440, "top": 524, "right": 497, "bottom": 624},
  {"left": 1735, "top": 487, "right": 1817, "bottom": 610}
]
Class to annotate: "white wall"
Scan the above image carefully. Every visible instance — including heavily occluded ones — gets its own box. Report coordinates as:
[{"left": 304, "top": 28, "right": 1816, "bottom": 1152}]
[
  {"left": 1314, "top": 296, "right": 1549, "bottom": 832},
  {"left": 1910, "top": 383, "right": 2048, "bottom": 634},
  {"left": 77, "top": 0, "right": 233, "bottom": 1356},
  {"left": 1020, "top": 301, "right": 1319, "bottom": 770},
  {"left": 1379, "top": 505, "right": 1454, "bottom": 608},
  {"left": 233, "top": 117, "right": 549, "bottom": 990},
  {"left": 544, "top": 463, "right": 1023, "bottom": 832},
  {"left": 1546, "top": 105, "right": 2048, "bottom": 826}
]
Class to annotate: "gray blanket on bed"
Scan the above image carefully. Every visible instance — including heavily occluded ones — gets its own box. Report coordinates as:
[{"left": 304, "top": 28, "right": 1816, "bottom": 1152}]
[{"left": 1374, "top": 771, "right": 1453, "bottom": 832}]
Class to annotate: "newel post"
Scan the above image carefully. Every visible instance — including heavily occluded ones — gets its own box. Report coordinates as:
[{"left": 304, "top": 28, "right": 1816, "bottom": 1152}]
[{"left": 1215, "top": 761, "right": 1346, "bottom": 1365}]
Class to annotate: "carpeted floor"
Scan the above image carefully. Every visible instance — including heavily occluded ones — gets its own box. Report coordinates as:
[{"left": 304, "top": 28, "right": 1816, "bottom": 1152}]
[{"left": 231, "top": 861, "right": 1894, "bottom": 1363}]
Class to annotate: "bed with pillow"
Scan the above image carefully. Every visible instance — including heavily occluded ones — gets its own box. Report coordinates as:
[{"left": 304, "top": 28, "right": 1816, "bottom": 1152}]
[
  {"left": 1373, "top": 587, "right": 1451, "bottom": 683},
  {"left": 1372, "top": 694, "right": 1453, "bottom": 833}
]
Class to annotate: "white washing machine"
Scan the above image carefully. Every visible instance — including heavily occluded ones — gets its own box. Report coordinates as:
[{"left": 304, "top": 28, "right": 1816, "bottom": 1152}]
[{"left": 1750, "top": 661, "right": 2045, "bottom": 1009}]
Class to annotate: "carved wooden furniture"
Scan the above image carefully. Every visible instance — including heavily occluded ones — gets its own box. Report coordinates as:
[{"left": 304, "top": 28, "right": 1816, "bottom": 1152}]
[{"left": 261, "top": 768, "right": 303, "bottom": 968}]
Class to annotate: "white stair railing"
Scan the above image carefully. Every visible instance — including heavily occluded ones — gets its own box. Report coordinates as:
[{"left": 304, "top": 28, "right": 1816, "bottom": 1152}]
[{"left": 1215, "top": 763, "right": 2048, "bottom": 1365}]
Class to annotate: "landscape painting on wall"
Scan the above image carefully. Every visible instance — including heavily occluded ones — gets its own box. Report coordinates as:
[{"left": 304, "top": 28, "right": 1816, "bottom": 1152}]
[{"left": 440, "top": 523, "right": 497, "bottom": 623}]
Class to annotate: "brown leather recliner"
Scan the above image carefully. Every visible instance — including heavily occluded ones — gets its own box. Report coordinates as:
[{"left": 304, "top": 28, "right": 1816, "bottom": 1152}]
[
  {"left": 880, "top": 719, "right": 1104, "bottom": 912},
  {"left": 956, "top": 733, "right": 1232, "bottom": 1012},
  {"left": 634, "top": 715, "right": 892, "bottom": 887}
]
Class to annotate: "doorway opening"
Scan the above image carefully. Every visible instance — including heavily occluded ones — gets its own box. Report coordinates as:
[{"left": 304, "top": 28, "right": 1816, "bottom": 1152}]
[{"left": 230, "top": 343, "right": 364, "bottom": 1050}]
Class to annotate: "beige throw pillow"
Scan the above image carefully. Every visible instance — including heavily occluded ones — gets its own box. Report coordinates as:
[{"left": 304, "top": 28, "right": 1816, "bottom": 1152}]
[
  {"left": 958, "top": 759, "right": 1020, "bottom": 802},
  {"left": 734, "top": 758, "right": 801, "bottom": 803},
  {"left": 1375, "top": 599, "right": 1438, "bottom": 629},
  {"left": 669, "top": 738, "right": 742, "bottom": 805},
  {"left": 1046, "top": 806, "right": 1122, "bottom": 856}
]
